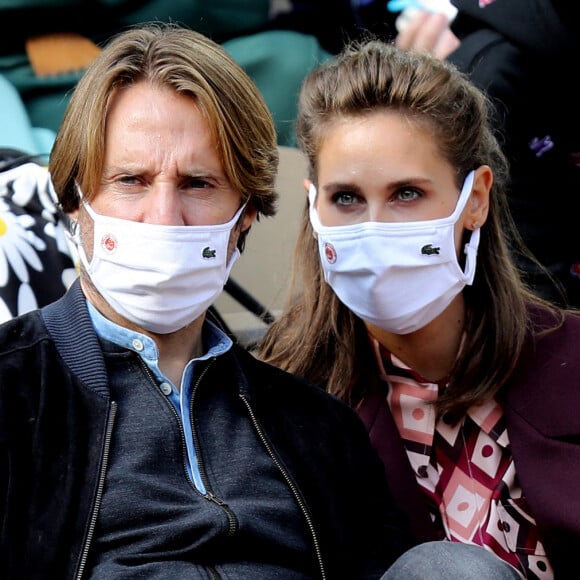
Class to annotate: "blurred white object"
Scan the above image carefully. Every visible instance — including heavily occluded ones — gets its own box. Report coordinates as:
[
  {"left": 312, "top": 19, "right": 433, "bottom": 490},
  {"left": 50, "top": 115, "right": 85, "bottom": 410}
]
[{"left": 387, "top": 0, "right": 458, "bottom": 32}]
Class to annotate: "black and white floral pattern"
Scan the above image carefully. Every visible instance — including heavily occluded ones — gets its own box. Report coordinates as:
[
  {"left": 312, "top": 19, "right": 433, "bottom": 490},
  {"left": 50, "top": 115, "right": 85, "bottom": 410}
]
[{"left": 0, "top": 159, "right": 77, "bottom": 322}]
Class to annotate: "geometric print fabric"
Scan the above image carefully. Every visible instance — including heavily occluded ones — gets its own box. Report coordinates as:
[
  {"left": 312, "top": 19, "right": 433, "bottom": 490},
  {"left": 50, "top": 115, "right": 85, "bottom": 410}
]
[{"left": 370, "top": 337, "right": 553, "bottom": 579}]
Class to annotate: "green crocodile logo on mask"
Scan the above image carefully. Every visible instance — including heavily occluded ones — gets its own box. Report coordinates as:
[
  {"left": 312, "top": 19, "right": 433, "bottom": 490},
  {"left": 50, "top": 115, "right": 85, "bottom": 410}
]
[
  {"left": 202, "top": 246, "right": 216, "bottom": 258},
  {"left": 421, "top": 244, "right": 440, "bottom": 255}
]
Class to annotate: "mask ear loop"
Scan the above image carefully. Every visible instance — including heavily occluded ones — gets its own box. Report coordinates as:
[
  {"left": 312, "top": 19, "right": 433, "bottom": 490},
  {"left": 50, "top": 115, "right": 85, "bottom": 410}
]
[
  {"left": 64, "top": 183, "right": 85, "bottom": 246},
  {"left": 75, "top": 182, "right": 85, "bottom": 202},
  {"left": 307, "top": 183, "right": 324, "bottom": 234},
  {"left": 68, "top": 218, "right": 79, "bottom": 238},
  {"left": 308, "top": 183, "right": 317, "bottom": 206},
  {"left": 459, "top": 171, "right": 480, "bottom": 286},
  {"left": 233, "top": 200, "right": 248, "bottom": 226},
  {"left": 61, "top": 199, "right": 81, "bottom": 270},
  {"left": 463, "top": 226, "right": 480, "bottom": 285}
]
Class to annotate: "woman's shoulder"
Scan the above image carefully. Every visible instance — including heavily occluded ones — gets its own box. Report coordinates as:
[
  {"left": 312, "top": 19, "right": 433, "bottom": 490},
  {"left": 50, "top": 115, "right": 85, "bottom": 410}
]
[
  {"left": 509, "top": 302, "right": 580, "bottom": 389},
  {"left": 527, "top": 301, "right": 580, "bottom": 340},
  {"left": 505, "top": 303, "right": 580, "bottom": 435}
]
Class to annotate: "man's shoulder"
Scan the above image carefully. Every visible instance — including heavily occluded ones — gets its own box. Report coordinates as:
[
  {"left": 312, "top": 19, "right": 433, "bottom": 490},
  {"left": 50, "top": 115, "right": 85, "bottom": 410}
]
[
  {"left": 0, "top": 282, "right": 84, "bottom": 358},
  {"left": 0, "top": 309, "right": 49, "bottom": 352},
  {"left": 231, "top": 343, "right": 315, "bottom": 388},
  {"left": 229, "top": 343, "right": 355, "bottom": 413},
  {"left": 0, "top": 311, "right": 55, "bottom": 394}
]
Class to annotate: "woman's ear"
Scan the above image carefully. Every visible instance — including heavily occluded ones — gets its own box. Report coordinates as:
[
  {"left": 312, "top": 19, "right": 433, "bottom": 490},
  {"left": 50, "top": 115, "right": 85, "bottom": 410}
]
[
  {"left": 303, "top": 178, "right": 312, "bottom": 196},
  {"left": 466, "top": 165, "right": 492, "bottom": 230}
]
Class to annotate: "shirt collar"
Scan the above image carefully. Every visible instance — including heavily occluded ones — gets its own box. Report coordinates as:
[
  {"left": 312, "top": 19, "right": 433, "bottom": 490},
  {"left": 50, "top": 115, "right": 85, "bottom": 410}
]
[
  {"left": 86, "top": 301, "right": 233, "bottom": 362},
  {"left": 369, "top": 333, "right": 507, "bottom": 445}
]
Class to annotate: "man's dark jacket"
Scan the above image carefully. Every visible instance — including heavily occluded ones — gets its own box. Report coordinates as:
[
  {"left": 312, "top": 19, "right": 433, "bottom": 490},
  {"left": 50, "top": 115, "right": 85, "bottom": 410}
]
[{"left": 0, "top": 280, "right": 412, "bottom": 579}]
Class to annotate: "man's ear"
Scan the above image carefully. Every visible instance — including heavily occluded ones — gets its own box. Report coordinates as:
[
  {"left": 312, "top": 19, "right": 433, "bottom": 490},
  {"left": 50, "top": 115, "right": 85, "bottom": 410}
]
[{"left": 466, "top": 165, "right": 492, "bottom": 230}]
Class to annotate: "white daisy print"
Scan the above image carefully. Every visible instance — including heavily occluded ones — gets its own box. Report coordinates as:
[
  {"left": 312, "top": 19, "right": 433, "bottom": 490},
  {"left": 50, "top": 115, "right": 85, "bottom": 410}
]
[{"left": 0, "top": 197, "right": 46, "bottom": 286}]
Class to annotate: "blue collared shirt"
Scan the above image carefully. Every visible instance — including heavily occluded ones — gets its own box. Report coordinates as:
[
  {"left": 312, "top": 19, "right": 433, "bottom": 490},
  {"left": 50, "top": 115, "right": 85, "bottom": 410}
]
[{"left": 87, "top": 302, "right": 233, "bottom": 494}]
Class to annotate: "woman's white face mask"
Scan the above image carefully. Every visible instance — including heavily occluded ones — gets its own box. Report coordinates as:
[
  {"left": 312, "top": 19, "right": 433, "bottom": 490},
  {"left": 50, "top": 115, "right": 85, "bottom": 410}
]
[
  {"left": 308, "top": 171, "right": 479, "bottom": 334},
  {"left": 72, "top": 195, "right": 245, "bottom": 334}
]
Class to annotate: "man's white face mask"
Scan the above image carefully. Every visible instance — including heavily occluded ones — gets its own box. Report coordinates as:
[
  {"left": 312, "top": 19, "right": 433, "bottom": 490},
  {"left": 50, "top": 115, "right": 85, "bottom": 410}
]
[
  {"left": 308, "top": 171, "right": 479, "bottom": 334},
  {"left": 72, "top": 193, "right": 245, "bottom": 334}
]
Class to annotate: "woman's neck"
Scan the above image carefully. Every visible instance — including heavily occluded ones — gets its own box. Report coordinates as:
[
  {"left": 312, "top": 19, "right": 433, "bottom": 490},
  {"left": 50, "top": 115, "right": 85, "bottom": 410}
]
[{"left": 366, "top": 295, "right": 466, "bottom": 382}]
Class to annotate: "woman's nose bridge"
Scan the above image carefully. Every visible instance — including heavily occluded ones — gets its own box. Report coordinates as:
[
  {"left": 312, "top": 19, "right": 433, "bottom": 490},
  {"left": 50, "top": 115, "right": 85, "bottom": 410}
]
[{"left": 367, "top": 200, "right": 389, "bottom": 223}]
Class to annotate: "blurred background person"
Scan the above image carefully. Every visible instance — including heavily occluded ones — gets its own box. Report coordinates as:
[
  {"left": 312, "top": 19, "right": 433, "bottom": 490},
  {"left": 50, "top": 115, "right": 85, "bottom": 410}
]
[{"left": 393, "top": 0, "right": 580, "bottom": 307}]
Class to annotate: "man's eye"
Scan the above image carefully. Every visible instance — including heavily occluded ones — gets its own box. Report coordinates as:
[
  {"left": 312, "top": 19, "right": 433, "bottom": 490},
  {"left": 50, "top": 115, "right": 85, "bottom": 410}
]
[
  {"left": 186, "top": 178, "right": 212, "bottom": 189},
  {"left": 118, "top": 176, "right": 140, "bottom": 185}
]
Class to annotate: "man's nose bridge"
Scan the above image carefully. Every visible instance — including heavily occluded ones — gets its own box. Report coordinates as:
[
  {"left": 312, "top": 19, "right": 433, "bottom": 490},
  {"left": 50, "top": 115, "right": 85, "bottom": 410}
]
[{"left": 147, "top": 185, "right": 181, "bottom": 224}]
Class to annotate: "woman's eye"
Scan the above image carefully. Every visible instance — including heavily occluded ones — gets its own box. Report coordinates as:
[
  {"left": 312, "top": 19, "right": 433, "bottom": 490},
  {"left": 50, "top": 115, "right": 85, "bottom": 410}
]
[
  {"left": 332, "top": 191, "right": 359, "bottom": 206},
  {"left": 396, "top": 187, "right": 421, "bottom": 202}
]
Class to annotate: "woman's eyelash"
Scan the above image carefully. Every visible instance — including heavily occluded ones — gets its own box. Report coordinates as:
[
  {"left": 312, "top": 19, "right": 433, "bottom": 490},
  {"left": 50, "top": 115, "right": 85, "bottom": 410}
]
[{"left": 331, "top": 191, "right": 359, "bottom": 204}]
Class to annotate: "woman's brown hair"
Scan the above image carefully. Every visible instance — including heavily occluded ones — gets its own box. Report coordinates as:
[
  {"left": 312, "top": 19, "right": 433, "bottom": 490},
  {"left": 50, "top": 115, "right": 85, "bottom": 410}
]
[{"left": 258, "top": 40, "right": 560, "bottom": 417}]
